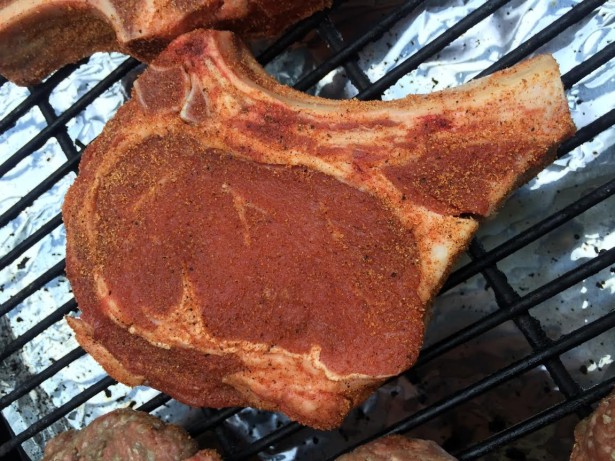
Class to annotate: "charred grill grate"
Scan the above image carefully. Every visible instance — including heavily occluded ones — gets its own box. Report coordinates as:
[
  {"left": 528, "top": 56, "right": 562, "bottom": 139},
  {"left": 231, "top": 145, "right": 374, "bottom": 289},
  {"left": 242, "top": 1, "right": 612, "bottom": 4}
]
[{"left": 1, "top": 0, "right": 614, "bottom": 460}]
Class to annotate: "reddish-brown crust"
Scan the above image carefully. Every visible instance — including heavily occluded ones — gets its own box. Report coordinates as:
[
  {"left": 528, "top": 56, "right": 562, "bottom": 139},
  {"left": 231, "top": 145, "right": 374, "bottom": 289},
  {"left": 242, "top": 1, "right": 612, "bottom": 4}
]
[
  {"left": 42, "top": 408, "right": 203, "bottom": 461},
  {"left": 62, "top": 30, "right": 575, "bottom": 429},
  {"left": 0, "top": 3, "right": 118, "bottom": 85},
  {"left": 571, "top": 389, "right": 615, "bottom": 461},
  {"left": 0, "top": 0, "right": 332, "bottom": 85},
  {"left": 336, "top": 435, "right": 457, "bottom": 460}
]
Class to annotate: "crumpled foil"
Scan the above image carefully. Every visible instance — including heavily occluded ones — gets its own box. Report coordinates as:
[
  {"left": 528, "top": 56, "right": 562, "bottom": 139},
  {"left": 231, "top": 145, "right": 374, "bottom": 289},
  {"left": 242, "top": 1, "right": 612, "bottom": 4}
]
[{"left": 0, "top": 0, "right": 613, "bottom": 460}]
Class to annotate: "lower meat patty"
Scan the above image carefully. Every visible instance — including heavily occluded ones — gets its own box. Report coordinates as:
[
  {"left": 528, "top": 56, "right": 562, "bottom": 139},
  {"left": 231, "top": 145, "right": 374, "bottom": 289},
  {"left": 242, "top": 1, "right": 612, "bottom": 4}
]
[
  {"left": 42, "top": 409, "right": 220, "bottom": 461},
  {"left": 336, "top": 435, "right": 457, "bottom": 460},
  {"left": 570, "top": 389, "right": 615, "bottom": 461},
  {"left": 62, "top": 29, "right": 575, "bottom": 429}
]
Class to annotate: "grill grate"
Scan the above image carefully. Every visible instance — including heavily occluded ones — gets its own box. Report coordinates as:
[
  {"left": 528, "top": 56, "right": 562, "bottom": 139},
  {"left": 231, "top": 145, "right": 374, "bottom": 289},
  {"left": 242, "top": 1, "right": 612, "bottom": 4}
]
[{"left": 1, "top": 0, "right": 614, "bottom": 460}]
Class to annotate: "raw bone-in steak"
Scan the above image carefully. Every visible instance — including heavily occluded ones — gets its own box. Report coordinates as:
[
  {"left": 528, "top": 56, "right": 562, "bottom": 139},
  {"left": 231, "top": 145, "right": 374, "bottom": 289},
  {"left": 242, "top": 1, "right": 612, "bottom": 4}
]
[
  {"left": 63, "top": 30, "right": 575, "bottom": 429},
  {"left": 0, "top": 0, "right": 331, "bottom": 85}
]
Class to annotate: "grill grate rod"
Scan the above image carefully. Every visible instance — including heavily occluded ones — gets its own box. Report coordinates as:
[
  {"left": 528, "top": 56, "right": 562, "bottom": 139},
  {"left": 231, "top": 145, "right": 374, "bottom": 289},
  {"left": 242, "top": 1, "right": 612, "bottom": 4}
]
[
  {"left": 357, "top": 0, "right": 605, "bottom": 101},
  {"left": 467, "top": 240, "right": 588, "bottom": 415},
  {"left": 456, "top": 375, "right": 615, "bottom": 460},
  {"left": 355, "top": 0, "right": 512, "bottom": 100},
  {"left": 0, "top": 299, "right": 78, "bottom": 363},
  {"left": 0, "top": 260, "right": 65, "bottom": 318},
  {"left": 0, "top": 213, "right": 63, "bottom": 271},
  {"left": 558, "top": 107, "right": 615, "bottom": 155},
  {"left": 136, "top": 393, "right": 173, "bottom": 413},
  {"left": 417, "top": 246, "right": 615, "bottom": 365},
  {"left": 441, "top": 104, "right": 615, "bottom": 289},
  {"left": 0, "top": 347, "right": 86, "bottom": 410},
  {"left": 443, "top": 176, "right": 615, "bottom": 291},
  {"left": 0, "top": 152, "right": 81, "bottom": 231},
  {"left": 562, "top": 40, "right": 615, "bottom": 90},
  {"left": 0, "top": 375, "right": 117, "bottom": 457},
  {"left": 227, "top": 421, "right": 302, "bottom": 461},
  {"left": 36, "top": 98, "right": 80, "bottom": 161},
  {"left": 316, "top": 16, "right": 372, "bottom": 91},
  {"left": 475, "top": 0, "right": 608, "bottom": 79},
  {"left": 0, "top": 58, "right": 139, "bottom": 178},
  {"left": 255, "top": 0, "right": 347, "bottom": 66},
  {"left": 324, "top": 309, "right": 615, "bottom": 460},
  {"left": 294, "top": 0, "right": 425, "bottom": 92},
  {"left": 0, "top": 63, "right": 81, "bottom": 136}
]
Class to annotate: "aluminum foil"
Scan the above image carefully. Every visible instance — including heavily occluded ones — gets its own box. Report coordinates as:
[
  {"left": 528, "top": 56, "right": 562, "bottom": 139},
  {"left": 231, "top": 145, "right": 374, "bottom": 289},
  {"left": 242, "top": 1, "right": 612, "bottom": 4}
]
[{"left": 0, "top": 0, "right": 614, "bottom": 460}]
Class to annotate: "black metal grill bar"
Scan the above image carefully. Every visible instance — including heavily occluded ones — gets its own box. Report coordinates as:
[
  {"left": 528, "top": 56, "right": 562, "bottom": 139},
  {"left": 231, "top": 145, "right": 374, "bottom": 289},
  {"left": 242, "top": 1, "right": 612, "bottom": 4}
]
[
  {"left": 0, "top": 260, "right": 65, "bottom": 318},
  {"left": 457, "top": 376, "right": 615, "bottom": 460},
  {"left": 186, "top": 408, "right": 242, "bottom": 437},
  {"left": 467, "top": 240, "right": 587, "bottom": 416},
  {"left": 0, "top": 299, "right": 77, "bottom": 363},
  {"left": 0, "top": 375, "right": 116, "bottom": 457},
  {"left": 562, "top": 40, "right": 615, "bottom": 90},
  {"left": 316, "top": 16, "right": 372, "bottom": 92},
  {"left": 256, "top": 0, "right": 347, "bottom": 65},
  {"left": 0, "top": 57, "right": 139, "bottom": 178},
  {"left": 443, "top": 177, "right": 615, "bottom": 291},
  {"left": 0, "top": 214, "right": 63, "bottom": 271},
  {"left": 325, "top": 308, "right": 615, "bottom": 460},
  {"left": 355, "top": 0, "right": 512, "bottom": 100},
  {"left": 0, "top": 64, "right": 80, "bottom": 136},
  {"left": 294, "top": 0, "right": 424, "bottom": 92},
  {"left": 135, "top": 393, "right": 172, "bottom": 413},
  {"left": 0, "top": 152, "right": 81, "bottom": 232},
  {"left": 0, "top": 348, "right": 86, "bottom": 410},
  {"left": 36, "top": 98, "right": 80, "bottom": 161},
  {"left": 417, "top": 246, "right": 615, "bottom": 365},
  {"left": 559, "top": 107, "right": 615, "bottom": 156},
  {"left": 227, "top": 421, "right": 302, "bottom": 461},
  {"left": 475, "top": 0, "right": 608, "bottom": 79}
]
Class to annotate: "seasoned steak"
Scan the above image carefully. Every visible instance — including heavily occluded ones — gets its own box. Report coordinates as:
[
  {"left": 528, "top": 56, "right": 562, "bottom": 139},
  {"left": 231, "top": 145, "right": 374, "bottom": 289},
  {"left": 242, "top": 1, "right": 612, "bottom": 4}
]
[
  {"left": 42, "top": 409, "right": 220, "bottom": 461},
  {"left": 63, "top": 30, "right": 575, "bottom": 429},
  {"left": 0, "top": 0, "right": 331, "bottom": 85}
]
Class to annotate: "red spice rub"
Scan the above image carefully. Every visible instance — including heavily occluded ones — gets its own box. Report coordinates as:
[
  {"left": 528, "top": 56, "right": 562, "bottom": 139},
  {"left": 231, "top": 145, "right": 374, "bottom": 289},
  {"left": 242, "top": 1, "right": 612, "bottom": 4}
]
[
  {"left": 63, "top": 30, "right": 575, "bottom": 429},
  {"left": 0, "top": 0, "right": 332, "bottom": 85}
]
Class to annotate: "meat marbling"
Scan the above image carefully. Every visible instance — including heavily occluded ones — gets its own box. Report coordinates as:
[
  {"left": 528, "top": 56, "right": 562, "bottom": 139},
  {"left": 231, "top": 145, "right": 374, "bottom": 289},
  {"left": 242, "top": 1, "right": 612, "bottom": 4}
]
[
  {"left": 0, "top": 0, "right": 331, "bottom": 86},
  {"left": 63, "top": 29, "right": 575, "bottom": 429}
]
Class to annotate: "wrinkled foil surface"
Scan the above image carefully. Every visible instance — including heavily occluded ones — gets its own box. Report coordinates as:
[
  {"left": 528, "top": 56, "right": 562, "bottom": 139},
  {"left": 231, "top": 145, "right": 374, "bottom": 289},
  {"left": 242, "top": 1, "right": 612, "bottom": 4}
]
[{"left": 0, "top": 0, "right": 613, "bottom": 460}]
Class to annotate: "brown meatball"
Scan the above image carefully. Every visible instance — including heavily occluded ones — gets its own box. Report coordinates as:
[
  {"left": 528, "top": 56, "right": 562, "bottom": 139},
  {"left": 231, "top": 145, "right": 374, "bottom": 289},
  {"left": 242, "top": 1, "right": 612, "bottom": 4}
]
[
  {"left": 337, "top": 435, "right": 457, "bottom": 461},
  {"left": 43, "top": 408, "right": 220, "bottom": 461},
  {"left": 571, "top": 390, "right": 615, "bottom": 461}
]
